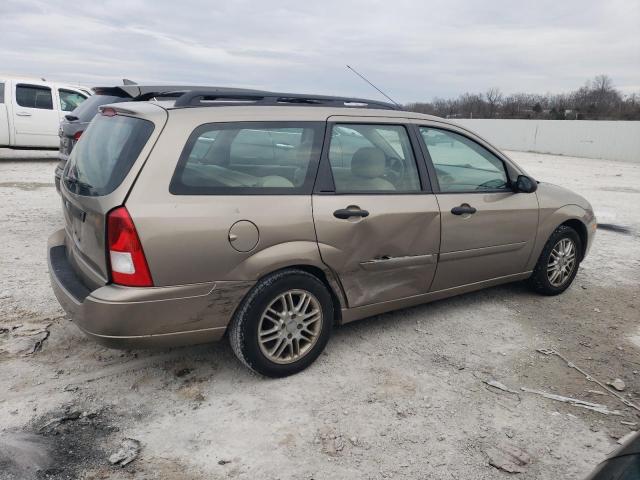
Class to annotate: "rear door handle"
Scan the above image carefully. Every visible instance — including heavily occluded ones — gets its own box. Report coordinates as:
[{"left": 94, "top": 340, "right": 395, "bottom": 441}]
[
  {"left": 451, "top": 204, "right": 477, "bottom": 215},
  {"left": 16, "top": 112, "right": 32, "bottom": 117},
  {"left": 333, "top": 208, "right": 370, "bottom": 219}
]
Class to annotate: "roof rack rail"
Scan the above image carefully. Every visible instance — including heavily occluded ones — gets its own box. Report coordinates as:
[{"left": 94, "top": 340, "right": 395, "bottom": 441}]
[
  {"left": 134, "top": 90, "right": 189, "bottom": 101},
  {"left": 133, "top": 86, "right": 268, "bottom": 102},
  {"left": 172, "top": 90, "right": 400, "bottom": 110}
]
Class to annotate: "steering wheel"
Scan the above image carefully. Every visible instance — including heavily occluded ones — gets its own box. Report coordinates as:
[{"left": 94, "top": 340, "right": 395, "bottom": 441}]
[{"left": 385, "top": 156, "right": 405, "bottom": 183}]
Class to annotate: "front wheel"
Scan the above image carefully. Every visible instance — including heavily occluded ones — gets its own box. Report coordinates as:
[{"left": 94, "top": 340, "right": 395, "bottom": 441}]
[
  {"left": 228, "top": 269, "right": 333, "bottom": 377},
  {"left": 528, "top": 225, "right": 582, "bottom": 295}
]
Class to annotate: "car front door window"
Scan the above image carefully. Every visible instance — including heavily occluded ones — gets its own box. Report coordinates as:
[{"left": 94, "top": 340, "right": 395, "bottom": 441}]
[{"left": 419, "top": 127, "right": 509, "bottom": 192}]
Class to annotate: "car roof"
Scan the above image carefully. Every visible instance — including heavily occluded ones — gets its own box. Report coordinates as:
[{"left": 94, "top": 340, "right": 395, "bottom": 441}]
[
  {"left": 171, "top": 105, "right": 442, "bottom": 122},
  {"left": 108, "top": 99, "right": 446, "bottom": 124}
]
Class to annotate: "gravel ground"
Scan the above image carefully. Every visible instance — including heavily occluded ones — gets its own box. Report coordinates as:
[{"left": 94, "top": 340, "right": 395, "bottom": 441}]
[
  {"left": 0, "top": 150, "right": 639, "bottom": 479},
  {"left": 0, "top": 148, "right": 58, "bottom": 161}
]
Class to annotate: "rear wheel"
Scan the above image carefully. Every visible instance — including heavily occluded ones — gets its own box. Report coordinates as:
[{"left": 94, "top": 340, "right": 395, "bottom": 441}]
[
  {"left": 528, "top": 225, "right": 582, "bottom": 295},
  {"left": 229, "top": 269, "right": 333, "bottom": 377}
]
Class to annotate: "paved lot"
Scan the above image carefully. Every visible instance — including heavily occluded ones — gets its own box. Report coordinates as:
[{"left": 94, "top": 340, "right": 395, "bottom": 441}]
[{"left": 0, "top": 151, "right": 639, "bottom": 479}]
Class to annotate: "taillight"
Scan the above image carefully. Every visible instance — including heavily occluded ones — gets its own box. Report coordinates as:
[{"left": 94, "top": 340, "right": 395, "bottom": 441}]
[
  {"left": 73, "top": 130, "right": 83, "bottom": 141},
  {"left": 106, "top": 207, "right": 153, "bottom": 287}
]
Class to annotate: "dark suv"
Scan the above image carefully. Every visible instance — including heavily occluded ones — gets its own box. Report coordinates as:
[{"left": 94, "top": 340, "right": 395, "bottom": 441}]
[{"left": 54, "top": 84, "right": 261, "bottom": 191}]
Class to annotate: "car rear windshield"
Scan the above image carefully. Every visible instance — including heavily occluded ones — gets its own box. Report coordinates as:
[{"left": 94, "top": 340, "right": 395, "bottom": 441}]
[
  {"left": 70, "top": 94, "right": 128, "bottom": 122},
  {"left": 64, "top": 114, "right": 154, "bottom": 196}
]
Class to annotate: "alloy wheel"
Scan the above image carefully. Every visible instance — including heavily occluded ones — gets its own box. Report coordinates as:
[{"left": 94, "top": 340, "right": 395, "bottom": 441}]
[
  {"left": 547, "top": 238, "right": 577, "bottom": 287},
  {"left": 257, "top": 289, "right": 323, "bottom": 364}
]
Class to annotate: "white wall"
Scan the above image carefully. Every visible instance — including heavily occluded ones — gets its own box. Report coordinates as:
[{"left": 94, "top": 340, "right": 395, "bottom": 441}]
[{"left": 453, "top": 119, "right": 640, "bottom": 163}]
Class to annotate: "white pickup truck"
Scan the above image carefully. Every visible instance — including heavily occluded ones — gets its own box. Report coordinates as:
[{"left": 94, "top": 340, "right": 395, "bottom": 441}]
[{"left": 0, "top": 76, "right": 90, "bottom": 148}]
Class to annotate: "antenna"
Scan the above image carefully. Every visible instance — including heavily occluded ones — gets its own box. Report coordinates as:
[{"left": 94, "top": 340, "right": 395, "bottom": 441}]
[{"left": 346, "top": 65, "right": 401, "bottom": 108}]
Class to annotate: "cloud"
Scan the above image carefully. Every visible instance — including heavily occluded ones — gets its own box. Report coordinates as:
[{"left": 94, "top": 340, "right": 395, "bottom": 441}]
[{"left": 0, "top": 0, "right": 638, "bottom": 102}]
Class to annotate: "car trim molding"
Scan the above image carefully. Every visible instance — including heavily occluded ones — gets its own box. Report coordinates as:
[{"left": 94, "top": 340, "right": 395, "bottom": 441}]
[
  {"left": 439, "top": 241, "right": 527, "bottom": 262},
  {"left": 359, "top": 254, "right": 436, "bottom": 271}
]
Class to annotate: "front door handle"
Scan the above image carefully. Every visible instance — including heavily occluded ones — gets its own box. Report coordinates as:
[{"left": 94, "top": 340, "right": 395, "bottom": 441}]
[
  {"left": 451, "top": 204, "right": 477, "bottom": 215},
  {"left": 16, "top": 111, "right": 32, "bottom": 117},
  {"left": 333, "top": 207, "right": 370, "bottom": 219}
]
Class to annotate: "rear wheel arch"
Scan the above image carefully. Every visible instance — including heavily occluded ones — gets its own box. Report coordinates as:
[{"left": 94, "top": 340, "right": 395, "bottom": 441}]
[
  {"left": 290, "top": 265, "right": 344, "bottom": 325},
  {"left": 244, "top": 265, "right": 344, "bottom": 326},
  {"left": 228, "top": 267, "right": 335, "bottom": 377},
  {"left": 228, "top": 241, "right": 325, "bottom": 279},
  {"left": 225, "top": 263, "right": 345, "bottom": 341}
]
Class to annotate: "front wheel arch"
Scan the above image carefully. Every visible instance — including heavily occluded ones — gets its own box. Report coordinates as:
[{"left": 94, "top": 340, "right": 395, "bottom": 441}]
[
  {"left": 528, "top": 224, "right": 582, "bottom": 295},
  {"left": 560, "top": 219, "right": 588, "bottom": 261}
]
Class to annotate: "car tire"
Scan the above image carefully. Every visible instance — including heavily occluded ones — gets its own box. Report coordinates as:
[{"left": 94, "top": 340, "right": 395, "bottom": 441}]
[
  {"left": 528, "top": 225, "right": 582, "bottom": 296},
  {"left": 228, "top": 269, "right": 334, "bottom": 378}
]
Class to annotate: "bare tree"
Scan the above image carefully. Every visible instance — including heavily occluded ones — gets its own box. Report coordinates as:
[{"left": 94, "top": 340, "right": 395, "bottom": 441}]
[
  {"left": 458, "top": 93, "right": 484, "bottom": 118},
  {"left": 404, "top": 75, "right": 639, "bottom": 120},
  {"left": 485, "top": 88, "right": 503, "bottom": 118},
  {"left": 591, "top": 74, "right": 614, "bottom": 94},
  {"left": 502, "top": 93, "right": 539, "bottom": 118}
]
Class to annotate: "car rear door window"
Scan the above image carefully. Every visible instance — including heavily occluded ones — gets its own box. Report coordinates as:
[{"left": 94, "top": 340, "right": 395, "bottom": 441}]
[
  {"left": 16, "top": 84, "right": 53, "bottom": 110},
  {"left": 419, "top": 127, "right": 509, "bottom": 192},
  {"left": 327, "top": 124, "right": 421, "bottom": 193},
  {"left": 59, "top": 89, "right": 87, "bottom": 112},
  {"left": 0, "top": 82, "right": 5, "bottom": 103},
  {"left": 171, "top": 122, "right": 324, "bottom": 195}
]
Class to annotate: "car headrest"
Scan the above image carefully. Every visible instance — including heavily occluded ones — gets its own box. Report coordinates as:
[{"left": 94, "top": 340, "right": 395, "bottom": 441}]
[
  {"left": 351, "top": 147, "right": 385, "bottom": 178},
  {"left": 259, "top": 175, "right": 294, "bottom": 187}
]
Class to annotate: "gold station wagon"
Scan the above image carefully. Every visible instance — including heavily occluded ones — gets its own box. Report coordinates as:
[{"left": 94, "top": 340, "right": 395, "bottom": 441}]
[{"left": 48, "top": 91, "right": 596, "bottom": 377}]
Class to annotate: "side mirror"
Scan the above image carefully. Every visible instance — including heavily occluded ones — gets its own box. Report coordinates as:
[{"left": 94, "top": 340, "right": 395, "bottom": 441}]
[{"left": 515, "top": 175, "right": 537, "bottom": 193}]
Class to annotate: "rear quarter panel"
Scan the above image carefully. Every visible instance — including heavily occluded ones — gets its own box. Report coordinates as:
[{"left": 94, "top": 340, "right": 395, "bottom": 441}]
[
  {"left": 126, "top": 109, "right": 327, "bottom": 287},
  {"left": 59, "top": 103, "right": 169, "bottom": 286}
]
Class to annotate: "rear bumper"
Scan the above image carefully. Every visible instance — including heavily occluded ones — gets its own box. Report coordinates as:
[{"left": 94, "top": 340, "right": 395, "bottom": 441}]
[{"left": 47, "top": 229, "right": 254, "bottom": 349}]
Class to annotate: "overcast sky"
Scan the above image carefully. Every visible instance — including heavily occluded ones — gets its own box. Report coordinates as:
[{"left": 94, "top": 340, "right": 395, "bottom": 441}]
[{"left": 1, "top": 0, "right": 638, "bottom": 103}]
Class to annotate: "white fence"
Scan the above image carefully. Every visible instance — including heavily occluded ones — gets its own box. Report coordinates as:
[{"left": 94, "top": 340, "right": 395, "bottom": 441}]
[{"left": 453, "top": 119, "right": 640, "bottom": 163}]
